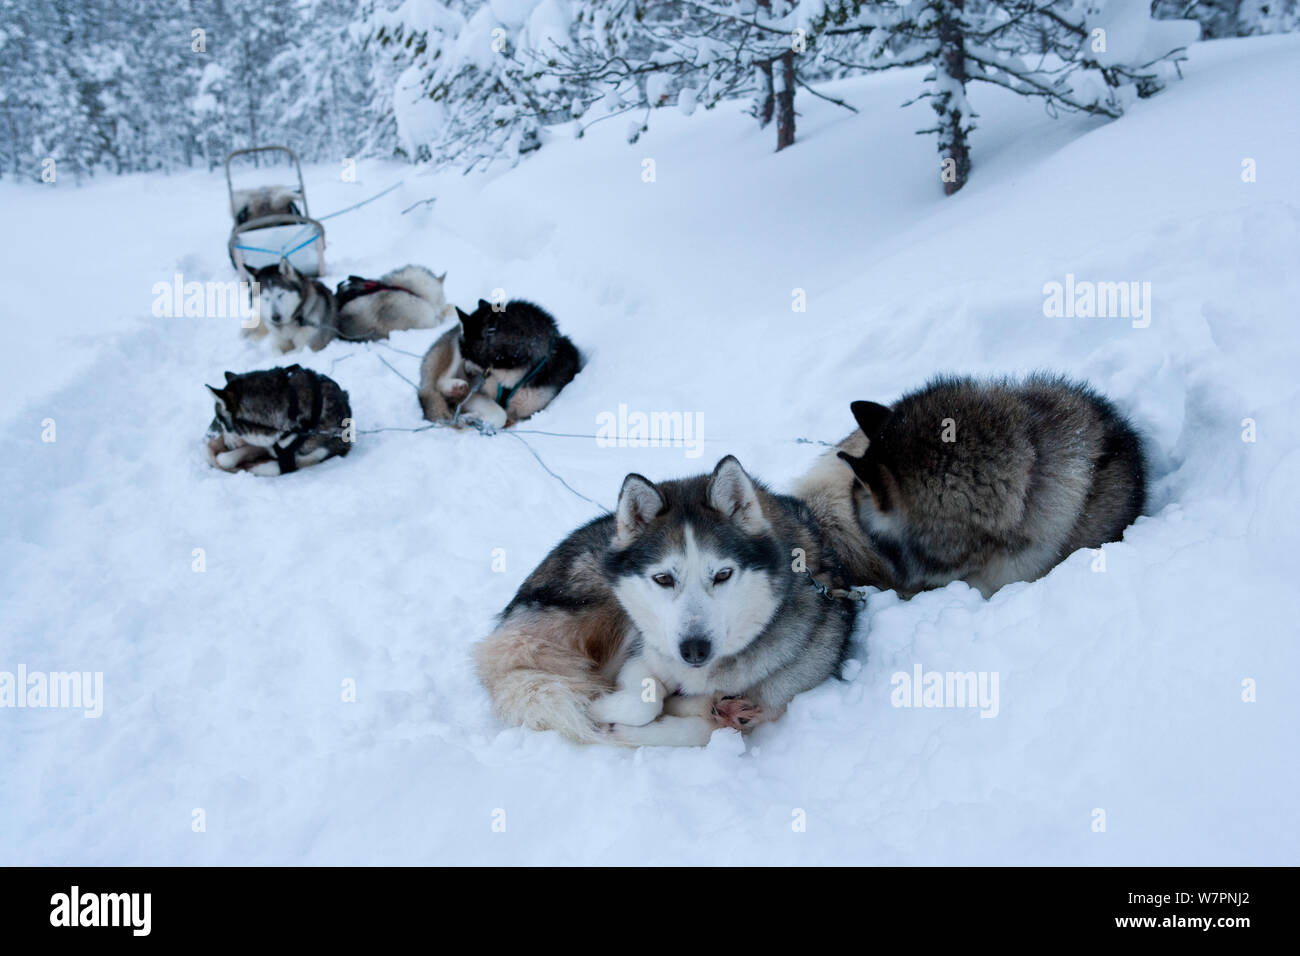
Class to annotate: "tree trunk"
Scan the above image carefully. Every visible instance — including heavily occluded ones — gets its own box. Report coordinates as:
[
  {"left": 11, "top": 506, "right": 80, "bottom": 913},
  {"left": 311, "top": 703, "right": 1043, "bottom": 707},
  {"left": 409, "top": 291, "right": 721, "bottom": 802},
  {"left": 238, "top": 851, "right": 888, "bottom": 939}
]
[
  {"left": 775, "top": 50, "right": 795, "bottom": 151},
  {"left": 935, "top": 2, "right": 970, "bottom": 195},
  {"left": 756, "top": 59, "right": 775, "bottom": 128}
]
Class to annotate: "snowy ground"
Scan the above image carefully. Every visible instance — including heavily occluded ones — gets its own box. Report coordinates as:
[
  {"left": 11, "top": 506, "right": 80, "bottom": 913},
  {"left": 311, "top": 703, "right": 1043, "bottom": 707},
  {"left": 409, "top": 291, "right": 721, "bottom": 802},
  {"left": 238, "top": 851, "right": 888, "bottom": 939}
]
[{"left": 1, "top": 35, "right": 1298, "bottom": 865}]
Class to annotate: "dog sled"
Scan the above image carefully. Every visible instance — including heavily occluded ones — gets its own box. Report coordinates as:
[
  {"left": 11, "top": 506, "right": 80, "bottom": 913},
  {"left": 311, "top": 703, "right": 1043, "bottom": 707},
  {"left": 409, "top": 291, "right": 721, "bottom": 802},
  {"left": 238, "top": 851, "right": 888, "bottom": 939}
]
[{"left": 226, "top": 146, "right": 326, "bottom": 278}]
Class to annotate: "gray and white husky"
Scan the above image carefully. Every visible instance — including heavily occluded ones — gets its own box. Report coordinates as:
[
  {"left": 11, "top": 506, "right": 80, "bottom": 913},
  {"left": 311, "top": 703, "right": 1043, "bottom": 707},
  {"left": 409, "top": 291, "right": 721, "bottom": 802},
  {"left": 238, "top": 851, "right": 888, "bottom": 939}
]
[
  {"left": 334, "top": 264, "right": 455, "bottom": 341},
  {"left": 247, "top": 260, "right": 338, "bottom": 353},
  {"left": 205, "top": 365, "right": 353, "bottom": 476},
  {"left": 794, "top": 373, "right": 1147, "bottom": 598},
  {"left": 247, "top": 262, "right": 452, "bottom": 353},
  {"left": 475, "top": 456, "right": 858, "bottom": 746}
]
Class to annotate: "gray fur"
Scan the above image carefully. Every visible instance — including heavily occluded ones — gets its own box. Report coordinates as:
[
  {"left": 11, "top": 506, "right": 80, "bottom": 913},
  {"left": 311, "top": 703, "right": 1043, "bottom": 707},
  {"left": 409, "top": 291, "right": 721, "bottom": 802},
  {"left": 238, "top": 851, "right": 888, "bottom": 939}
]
[
  {"left": 794, "top": 373, "right": 1146, "bottom": 597},
  {"left": 205, "top": 366, "right": 353, "bottom": 476}
]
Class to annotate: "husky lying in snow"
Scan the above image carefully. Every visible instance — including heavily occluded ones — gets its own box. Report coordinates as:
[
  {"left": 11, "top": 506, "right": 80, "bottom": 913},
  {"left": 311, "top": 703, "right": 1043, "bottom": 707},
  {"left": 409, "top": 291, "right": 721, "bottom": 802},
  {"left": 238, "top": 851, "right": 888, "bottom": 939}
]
[
  {"left": 446, "top": 298, "right": 582, "bottom": 427},
  {"left": 334, "top": 265, "right": 455, "bottom": 341},
  {"left": 793, "top": 374, "right": 1147, "bottom": 598},
  {"left": 417, "top": 298, "right": 581, "bottom": 429},
  {"left": 475, "top": 456, "right": 858, "bottom": 746},
  {"left": 246, "top": 261, "right": 338, "bottom": 352},
  {"left": 246, "top": 261, "right": 452, "bottom": 353},
  {"left": 231, "top": 185, "right": 302, "bottom": 225},
  {"left": 205, "top": 366, "right": 352, "bottom": 476}
]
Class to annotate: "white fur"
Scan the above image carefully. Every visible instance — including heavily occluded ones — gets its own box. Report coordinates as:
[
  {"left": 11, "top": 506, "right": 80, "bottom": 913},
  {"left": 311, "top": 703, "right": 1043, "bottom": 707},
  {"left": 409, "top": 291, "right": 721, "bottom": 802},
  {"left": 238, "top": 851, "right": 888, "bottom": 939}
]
[
  {"left": 247, "top": 445, "right": 331, "bottom": 477},
  {"left": 610, "top": 714, "right": 717, "bottom": 747},
  {"left": 589, "top": 656, "right": 668, "bottom": 727}
]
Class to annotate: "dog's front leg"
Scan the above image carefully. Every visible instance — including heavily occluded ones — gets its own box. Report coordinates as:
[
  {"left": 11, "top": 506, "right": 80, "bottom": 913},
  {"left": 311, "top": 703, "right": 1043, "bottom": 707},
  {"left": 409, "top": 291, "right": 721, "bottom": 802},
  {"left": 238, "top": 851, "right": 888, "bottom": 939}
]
[
  {"left": 588, "top": 657, "right": 668, "bottom": 728},
  {"left": 662, "top": 694, "right": 714, "bottom": 718},
  {"left": 609, "top": 715, "right": 717, "bottom": 747}
]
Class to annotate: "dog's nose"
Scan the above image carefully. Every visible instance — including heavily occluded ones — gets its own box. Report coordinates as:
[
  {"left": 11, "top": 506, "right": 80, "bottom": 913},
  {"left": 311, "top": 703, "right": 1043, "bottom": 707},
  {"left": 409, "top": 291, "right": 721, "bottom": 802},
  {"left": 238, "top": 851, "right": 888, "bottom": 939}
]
[{"left": 679, "top": 637, "right": 712, "bottom": 667}]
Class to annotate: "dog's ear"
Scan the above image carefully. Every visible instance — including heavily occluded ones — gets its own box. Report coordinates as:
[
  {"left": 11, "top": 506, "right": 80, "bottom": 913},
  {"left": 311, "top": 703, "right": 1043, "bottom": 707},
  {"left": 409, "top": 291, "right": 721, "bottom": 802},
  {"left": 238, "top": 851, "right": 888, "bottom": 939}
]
[
  {"left": 707, "top": 455, "right": 767, "bottom": 534},
  {"left": 223, "top": 371, "right": 237, "bottom": 383},
  {"left": 615, "top": 473, "right": 665, "bottom": 543},
  {"left": 436, "top": 271, "right": 447, "bottom": 282},
  {"left": 837, "top": 451, "right": 897, "bottom": 513},
  {"left": 850, "top": 400, "right": 892, "bottom": 442},
  {"left": 206, "top": 384, "right": 231, "bottom": 410},
  {"left": 278, "top": 258, "right": 295, "bottom": 278},
  {"left": 477, "top": 298, "right": 492, "bottom": 312}
]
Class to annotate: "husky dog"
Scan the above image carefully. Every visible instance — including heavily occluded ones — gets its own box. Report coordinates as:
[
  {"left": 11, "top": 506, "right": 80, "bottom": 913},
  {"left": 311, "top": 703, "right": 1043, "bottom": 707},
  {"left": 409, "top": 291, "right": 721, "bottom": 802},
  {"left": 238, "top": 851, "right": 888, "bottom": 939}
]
[
  {"left": 205, "top": 365, "right": 353, "bottom": 476},
  {"left": 334, "top": 265, "right": 454, "bottom": 342},
  {"left": 231, "top": 185, "right": 302, "bottom": 225},
  {"left": 794, "top": 374, "right": 1146, "bottom": 598},
  {"left": 455, "top": 298, "right": 581, "bottom": 426},
  {"left": 475, "top": 456, "right": 858, "bottom": 746},
  {"left": 247, "top": 260, "right": 338, "bottom": 353}
]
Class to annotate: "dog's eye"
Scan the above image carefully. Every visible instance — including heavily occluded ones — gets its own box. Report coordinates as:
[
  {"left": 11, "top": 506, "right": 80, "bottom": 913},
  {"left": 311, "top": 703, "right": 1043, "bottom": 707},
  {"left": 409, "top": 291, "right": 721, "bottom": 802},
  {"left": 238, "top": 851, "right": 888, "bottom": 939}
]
[
  {"left": 713, "top": 568, "right": 733, "bottom": 585},
  {"left": 652, "top": 572, "right": 675, "bottom": 588}
]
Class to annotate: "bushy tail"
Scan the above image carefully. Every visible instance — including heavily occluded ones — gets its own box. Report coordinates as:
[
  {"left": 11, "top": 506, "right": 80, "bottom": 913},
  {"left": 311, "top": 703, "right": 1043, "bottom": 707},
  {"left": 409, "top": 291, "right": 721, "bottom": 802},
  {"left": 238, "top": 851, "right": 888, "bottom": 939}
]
[{"left": 474, "top": 614, "right": 612, "bottom": 745}]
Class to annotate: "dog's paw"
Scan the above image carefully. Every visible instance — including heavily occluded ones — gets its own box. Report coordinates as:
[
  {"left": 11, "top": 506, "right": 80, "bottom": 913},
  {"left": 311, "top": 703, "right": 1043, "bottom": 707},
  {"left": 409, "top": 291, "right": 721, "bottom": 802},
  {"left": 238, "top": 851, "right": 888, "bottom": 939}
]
[
  {"left": 711, "top": 696, "right": 762, "bottom": 730},
  {"left": 589, "top": 690, "right": 662, "bottom": 727},
  {"left": 248, "top": 461, "right": 283, "bottom": 477},
  {"left": 213, "top": 447, "right": 245, "bottom": 471}
]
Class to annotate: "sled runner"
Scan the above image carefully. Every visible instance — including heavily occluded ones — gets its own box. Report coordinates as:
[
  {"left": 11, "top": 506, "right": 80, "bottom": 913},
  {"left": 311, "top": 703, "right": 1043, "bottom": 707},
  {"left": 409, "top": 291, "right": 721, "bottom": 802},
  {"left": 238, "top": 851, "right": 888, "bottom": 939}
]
[{"left": 226, "top": 146, "right": 326, "bottom": 278}]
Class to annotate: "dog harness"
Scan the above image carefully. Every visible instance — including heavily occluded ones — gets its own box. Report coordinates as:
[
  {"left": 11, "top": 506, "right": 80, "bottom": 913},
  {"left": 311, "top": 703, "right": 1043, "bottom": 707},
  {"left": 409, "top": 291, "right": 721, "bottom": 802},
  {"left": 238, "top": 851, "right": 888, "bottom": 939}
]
[
  {"left": 272, "top": 365, "right": 325, "bottom": 474},
  {"left": 334, "top": 275, "right": 414, "bottom": 310},
  {"left": 493, "top": 339, "right": 555, "bottom": 411}
]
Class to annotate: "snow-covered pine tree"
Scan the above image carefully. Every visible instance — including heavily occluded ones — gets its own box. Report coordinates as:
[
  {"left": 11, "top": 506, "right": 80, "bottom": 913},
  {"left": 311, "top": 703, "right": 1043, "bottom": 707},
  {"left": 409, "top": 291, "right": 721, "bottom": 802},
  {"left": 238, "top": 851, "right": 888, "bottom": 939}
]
[
  {"left": 370, "top": 0, "right": 584, "bottom": 170},
  {"left": 1234, "top": 0, "right": 1300, "bottom": 33},
  {"left": 812, "top": 0, "right": 1196, "bottom": 194},
  {"left": 549, "top": 0, "right": 861, "bottom": 153},
  {"left": 1153, "top": 0, "right": 1297, "bottom": 37},
  {"left": 263, "top": 0, "right": 394, "bottom": 166}
]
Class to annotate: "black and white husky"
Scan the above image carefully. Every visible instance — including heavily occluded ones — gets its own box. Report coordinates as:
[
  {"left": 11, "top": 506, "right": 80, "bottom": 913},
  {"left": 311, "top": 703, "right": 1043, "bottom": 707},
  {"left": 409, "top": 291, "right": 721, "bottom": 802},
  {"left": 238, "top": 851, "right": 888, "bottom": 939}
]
[
  {"left": 246, "top": 261, "right": 452, "bottom": 353},
  {"left": 475, "top": 456, "right": 858, "bottom": 746},
  {"left": 205, "top": 366, "right": 353, "bottom": 476},
  {"left": 247, "top": 260, "right": 338, "bottom": 353},
  {"left": 417, "top": 298, "right": 581, "bottom": 428},
  {"left": 794, "top": 373, "right": 1147, "bottom": 597}
]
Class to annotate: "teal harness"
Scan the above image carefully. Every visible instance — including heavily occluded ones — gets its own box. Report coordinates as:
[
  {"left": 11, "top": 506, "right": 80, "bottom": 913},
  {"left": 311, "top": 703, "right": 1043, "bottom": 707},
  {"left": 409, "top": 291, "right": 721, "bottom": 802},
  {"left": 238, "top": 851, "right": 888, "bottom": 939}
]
[{"left": 494, "top": 341, "right": 554, "bottom": 410}]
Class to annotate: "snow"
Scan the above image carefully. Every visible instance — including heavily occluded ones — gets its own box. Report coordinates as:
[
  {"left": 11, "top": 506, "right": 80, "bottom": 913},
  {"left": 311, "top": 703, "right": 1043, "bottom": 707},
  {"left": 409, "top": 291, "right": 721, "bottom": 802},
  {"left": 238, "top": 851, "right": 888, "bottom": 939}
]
[{"left": 1, "top": 35, "right": 1298, "bottom": 865}]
